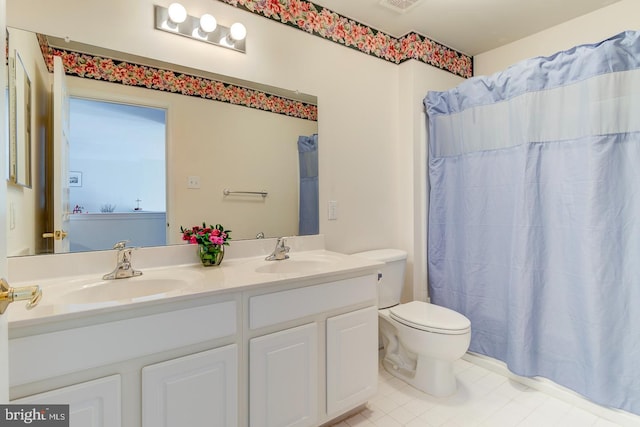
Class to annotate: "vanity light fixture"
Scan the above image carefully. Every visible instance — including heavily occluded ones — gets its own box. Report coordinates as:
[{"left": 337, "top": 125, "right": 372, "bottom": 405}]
[
  {"left": 219, "top": 22, "right": 247, "bottom": 48},
  {"left": 167, "top": 2, "right": 187, "bottom": 28},
  {"left": 155, "top": 3, "right": 246, "bottom": 53},
  {"left": 229, "top": 23, "right": 247, "bottom": 42},
  {"left": 198, "top": 13, "right": 218, "bottom": 34}
]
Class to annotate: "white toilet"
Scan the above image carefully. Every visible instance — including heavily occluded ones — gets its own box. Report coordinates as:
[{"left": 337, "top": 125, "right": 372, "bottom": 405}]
[{"left": 354, "top": 249, "right": 471, "bottom": 397}]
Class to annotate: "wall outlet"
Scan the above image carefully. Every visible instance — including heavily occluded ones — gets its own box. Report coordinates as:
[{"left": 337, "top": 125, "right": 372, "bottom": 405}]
[
  {"left": 328, "top": 200, "right": 338, "bottom": 220},
  {"left": 187, "top": 176, "right": 200, "bottom": 189}
]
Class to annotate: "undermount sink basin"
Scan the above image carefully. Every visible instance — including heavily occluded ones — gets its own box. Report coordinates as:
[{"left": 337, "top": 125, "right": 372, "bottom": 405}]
[{"left": 58, "top": 270, "right": 204, "bottom": 307}]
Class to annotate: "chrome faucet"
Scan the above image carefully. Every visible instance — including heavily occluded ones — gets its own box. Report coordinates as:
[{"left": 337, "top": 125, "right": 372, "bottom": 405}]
[
  {"left": 103, "top": 241, "right": 143, "bottom": 280},
  {"left": 265, "top": 237, "right": 290, "bottom": 261}
]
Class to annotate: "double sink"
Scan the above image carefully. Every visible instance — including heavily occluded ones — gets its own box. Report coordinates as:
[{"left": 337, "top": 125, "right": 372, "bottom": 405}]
[{"left": 10, "top": 250, "right": 356, "bottom": 320}]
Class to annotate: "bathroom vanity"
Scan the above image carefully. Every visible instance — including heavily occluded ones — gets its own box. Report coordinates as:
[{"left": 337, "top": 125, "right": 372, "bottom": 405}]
[{"left": 6, "top": 236, "right": 382, "bottom": 427}]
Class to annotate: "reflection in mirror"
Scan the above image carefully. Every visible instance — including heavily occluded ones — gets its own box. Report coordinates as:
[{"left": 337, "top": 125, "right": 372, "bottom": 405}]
[
  {"left": 68, "top": 98, "right": 167, "bottom": 252},
  {"left": 5, "top": 27, "right": 319, "bottom": 257},
  {"left": 8, "top": 50, "right": 32, "bottom": 187}
]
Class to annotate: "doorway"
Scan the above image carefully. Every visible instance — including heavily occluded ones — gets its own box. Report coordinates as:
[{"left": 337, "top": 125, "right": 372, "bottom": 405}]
[{"left": 67, "top": 98, "right": 167, "bottom": 252}]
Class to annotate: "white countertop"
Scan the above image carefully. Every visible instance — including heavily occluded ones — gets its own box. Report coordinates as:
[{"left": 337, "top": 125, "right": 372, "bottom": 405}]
[{"left": 7, "top": 247, "right": 383, "bottom": 330}]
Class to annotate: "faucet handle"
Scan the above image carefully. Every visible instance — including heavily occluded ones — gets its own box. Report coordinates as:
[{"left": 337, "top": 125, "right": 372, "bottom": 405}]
[
  {"left": 113, "top": 240, "right": 129, "bottom": 250},
  {"left": 278, "top": 237, "right": 290, "bottom": 253},
  {"left": 121, "top": 247, "right": 134, "bottom": 262}
]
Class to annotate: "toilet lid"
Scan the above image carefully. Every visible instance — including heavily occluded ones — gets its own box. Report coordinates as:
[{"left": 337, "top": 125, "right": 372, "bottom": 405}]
[{"left": 389, "top": 301, "right": 471, "bottom": 334}]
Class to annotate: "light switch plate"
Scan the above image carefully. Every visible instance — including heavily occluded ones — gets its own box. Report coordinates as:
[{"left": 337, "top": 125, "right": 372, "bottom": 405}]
[{"left": 328, "top": 200, "right": 338, "bottom": 220}]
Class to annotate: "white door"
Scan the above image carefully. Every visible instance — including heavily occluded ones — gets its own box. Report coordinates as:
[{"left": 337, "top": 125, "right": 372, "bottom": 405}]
[
  {"left": 1, "top": 0, "right": 11, "bottom": 403},
  {"left": 142, "top": 345, "right": 238, "bottom": 427},
  {"left": 51, "top": 55, "right": 70, "bottom": 253},
  {"left": 249, "top": 323, "right": 318, "bottom": 427},
  {"left": 326, "top": 306, "right": 378, "bottom": 417}
]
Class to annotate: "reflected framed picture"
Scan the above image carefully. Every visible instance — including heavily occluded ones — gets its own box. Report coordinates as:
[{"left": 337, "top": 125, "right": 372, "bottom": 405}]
[{"left": 69, "top": 171, "right": 82, "bottom": 187}]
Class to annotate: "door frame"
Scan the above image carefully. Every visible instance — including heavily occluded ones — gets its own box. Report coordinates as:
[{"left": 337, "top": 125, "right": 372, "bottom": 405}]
[{"left": 1, "top": 0, "right": 13, "bottom": 402}]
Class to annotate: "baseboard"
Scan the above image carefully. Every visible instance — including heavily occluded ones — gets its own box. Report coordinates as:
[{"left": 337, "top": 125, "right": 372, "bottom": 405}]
[
  {"left": 320, "top": 404, "right": 367, "bottom": 427},
  {"left": 463, "top": 352, "right": 640, "bottom": 427}
]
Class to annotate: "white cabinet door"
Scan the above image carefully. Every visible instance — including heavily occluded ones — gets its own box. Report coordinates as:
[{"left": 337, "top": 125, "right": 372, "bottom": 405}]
[
  {"left": 250, "top": 323, "right": 318, "bottom": 427},
  {"left": 326, "top": 306, "right": 378, "bottom": 417},
  {"left": 142, "top": 344, "right": 238, "bottom": 427},
  {"left": 12, "top": 375, "right": 121, "bottom": 427}
]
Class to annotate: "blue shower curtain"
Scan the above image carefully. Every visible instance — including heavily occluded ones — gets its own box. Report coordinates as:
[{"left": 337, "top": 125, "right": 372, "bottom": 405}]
[
  {"left": 425, "top": 31, "right": 640, "bottom": 414},
  {"left": 298, "top": 134, "right": 319, "bottom": 235}
]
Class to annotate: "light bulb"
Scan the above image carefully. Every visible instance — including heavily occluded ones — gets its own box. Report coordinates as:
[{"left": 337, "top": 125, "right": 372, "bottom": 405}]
[
  {"left": 167, "top": 3, "right": 187, "bottom": 24},
  {"left": 229, "top": 23, "right": 247, "bottom": 41},
  {"left": 199, "top": 14, "right": 217, "bottom": 33}
]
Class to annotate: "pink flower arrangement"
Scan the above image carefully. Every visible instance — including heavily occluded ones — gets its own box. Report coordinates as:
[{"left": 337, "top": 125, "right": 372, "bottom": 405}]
[{"left": 180, "top": 223, "right": 232, "bottom": 248}]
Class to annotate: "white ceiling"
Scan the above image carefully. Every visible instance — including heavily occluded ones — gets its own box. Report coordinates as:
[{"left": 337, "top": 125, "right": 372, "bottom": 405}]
[{"left": 310, "top": 0, "right": 620, "bottom": 55}]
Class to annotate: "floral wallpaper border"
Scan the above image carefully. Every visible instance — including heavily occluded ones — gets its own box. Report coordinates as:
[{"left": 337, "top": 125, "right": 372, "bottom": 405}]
[
  {"left": 217, "top": 0, "right": 473, "bottom": 78},
  {"left": 36, "top": 34, "right": 318, "bottom": 122},
  {"left": 29, "top": 0, "right": 472, "bottom": 119}
]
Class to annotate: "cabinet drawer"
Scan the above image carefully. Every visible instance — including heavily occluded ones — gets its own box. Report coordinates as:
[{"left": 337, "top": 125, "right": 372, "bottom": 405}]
[
  {"left": 10, "top": 301, "right": 237, "bottom": 386},
  {"left": 249, "top": 275, "right": 376, "bottom": 330}
]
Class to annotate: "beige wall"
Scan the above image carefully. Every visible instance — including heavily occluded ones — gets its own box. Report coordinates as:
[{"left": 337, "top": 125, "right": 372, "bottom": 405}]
[
  {"left": 474, "top": 0, "right": 640, "bottom": 76},
  {"left": 7, "top": 0, "right": 464, "bottom": 300}
]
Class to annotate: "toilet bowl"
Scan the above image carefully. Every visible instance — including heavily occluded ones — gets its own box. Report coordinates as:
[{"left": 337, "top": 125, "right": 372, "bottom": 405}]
[
  {"left": 379, "top": 301, "right": 470, "bottom": 397},
  {"left": 353, "top": 249, "right": 471, "bottom": 397}
]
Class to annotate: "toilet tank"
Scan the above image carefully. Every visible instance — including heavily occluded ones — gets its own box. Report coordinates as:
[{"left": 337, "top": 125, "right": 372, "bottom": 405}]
[{"left": 353, "top": 249, "right": 407, "bottom": 309}]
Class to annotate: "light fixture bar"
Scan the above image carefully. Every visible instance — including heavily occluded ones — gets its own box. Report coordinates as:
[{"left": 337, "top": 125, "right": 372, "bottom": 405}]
[{"left": 154, "top": 5, "right": 246, "bottom": 53}]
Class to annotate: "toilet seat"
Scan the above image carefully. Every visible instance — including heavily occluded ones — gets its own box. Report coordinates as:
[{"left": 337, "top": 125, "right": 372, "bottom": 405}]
[{"left": 389, "top": 301, "right": 470, "bottom": 335}]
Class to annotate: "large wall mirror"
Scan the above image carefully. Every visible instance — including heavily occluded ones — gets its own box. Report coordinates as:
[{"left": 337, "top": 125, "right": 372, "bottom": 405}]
[
  {"left": 8, "top": 50, "right": 32, "bottom": 188},
  {"left": 6, "top": 27, "right": 319, "bottom": 257}
]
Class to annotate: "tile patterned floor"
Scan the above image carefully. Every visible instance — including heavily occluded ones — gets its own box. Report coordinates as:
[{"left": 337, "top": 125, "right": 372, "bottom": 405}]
[{"left": 332, "top": 358, "right": 634, "bottom": 427}]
